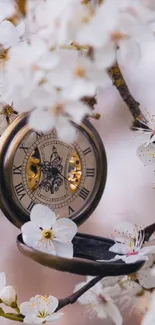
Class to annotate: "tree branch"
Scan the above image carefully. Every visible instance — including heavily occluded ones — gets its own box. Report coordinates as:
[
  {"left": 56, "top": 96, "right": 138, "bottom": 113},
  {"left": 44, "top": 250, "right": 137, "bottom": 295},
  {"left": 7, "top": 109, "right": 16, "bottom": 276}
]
[
  {"left": 16, "top": 0, "right": 27, "bottom": 16},
  {"left": 109, "top": 63, "right": 146, "bottom": 128}
]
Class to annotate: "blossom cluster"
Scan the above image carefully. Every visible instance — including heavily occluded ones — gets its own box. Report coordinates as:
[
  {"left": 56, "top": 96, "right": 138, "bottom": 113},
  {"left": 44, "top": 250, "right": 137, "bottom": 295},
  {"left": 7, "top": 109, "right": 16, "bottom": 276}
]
[
  {"left": 0, "top": 206, "right": 155, "bottom": 324},
  {"left": 0, "top": 272, "right": 63, "bottom": 324},
  {"left": 0, "top": 0, "right": 155, "bottom": 140}
]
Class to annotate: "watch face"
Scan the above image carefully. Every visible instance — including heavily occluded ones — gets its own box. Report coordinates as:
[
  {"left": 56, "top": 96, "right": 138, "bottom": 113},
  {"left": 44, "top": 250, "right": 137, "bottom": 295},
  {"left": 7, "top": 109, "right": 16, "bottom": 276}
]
[
  {"left": 13, "top": 128, "right": 97, "bottom": 218},
  {"left": 0, "top": 115, "right": 107, "bottom": 227}
]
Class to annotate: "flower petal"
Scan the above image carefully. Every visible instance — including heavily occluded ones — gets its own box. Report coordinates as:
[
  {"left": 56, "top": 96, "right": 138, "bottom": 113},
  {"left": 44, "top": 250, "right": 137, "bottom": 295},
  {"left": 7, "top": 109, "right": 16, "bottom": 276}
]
[
  {"left": 74, "top": 282, "right": 97, "bottom": 305},
  {"left": 0, "top": 272, "right": 6, "bottom": 291},
  {"left": 106, "top": 301, "right": 123, "bottom": 325},
  {"left": 46, "top": 296, "right": 59, "bottom": 313},
  {"left": 16, "top": 22, "right": 25, "bottom": 37},
  {"left": 63, "top": 79, "right": 96, "bottom": 101},
  {"left": 138, "top": 268, "right": 155, "bottom": 289},
  {"left": 53, "top": 241, "right": 73, "bottom": 259},
  {"left": 56, "top": 117, "right": 77, "bottom": 142},
  {"left": 95, "top": 43, "right": 116, "bottom": 69},
  {"left": 29, "top": 109, "right": 56, "bottom": 133},
  {"left": 0, "top": 21, "right": 19, "bottom": 49},
  {"left": 120, "top": 280, "right": 143, "bottom": 295},
  {"left": 142, "top": 309, "right": 155, "bottom": 325},
  {"left": 101, "top": 276, "right": 123, "bottom": 288},
  {"left": 46, "top": 312, "right": 64, "bottom": 321},
  {"left": 37, "top": 52, "right": 60, "bottom": 70},
  {"left": 96, "top": 304, "right": 107, "bottom": 319},
  {"left": 20, "top": 301, "right": 38, "bottom": 316},
  {"left": 109, "top": 243, "right": 130, "bottom": 255},
  {"left": 66, "top": 101, "right": 91, "bottom": 125},
  {"left": 21, "top": 222, "right": 42, "bottom": 248},
  {"left": 140, "top": 246, "right": 155, "bottom": 255},
  {"left": 30, "top": 204, "right": 57, "bottom": 229},
  {"left": 137, "top": 143, "right": 155, "bottom": 165},
  {"left": 121, "top": 254, "right": 148, "bottom": 264},
  {"left": 24, "top": 315, "right": 43, "bottom": 324},
  {"left": 53, "top": 218, "right": 77, "bottom": 242}
]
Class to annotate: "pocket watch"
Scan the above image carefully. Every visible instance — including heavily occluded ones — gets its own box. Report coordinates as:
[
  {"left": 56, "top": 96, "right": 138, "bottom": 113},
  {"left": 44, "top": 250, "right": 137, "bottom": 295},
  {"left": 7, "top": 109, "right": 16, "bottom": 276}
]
[
  {"left": 0, "top": 112, "right": 107, "bottom": 228},
  {"left": 0, "top": 112, "right": 144, "bottom": 277}
]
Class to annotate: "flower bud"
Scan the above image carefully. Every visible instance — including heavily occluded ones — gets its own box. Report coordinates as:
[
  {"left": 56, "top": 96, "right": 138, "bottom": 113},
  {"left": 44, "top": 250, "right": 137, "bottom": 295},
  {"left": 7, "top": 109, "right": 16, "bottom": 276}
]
[{"left": 0, "top": 286, "right": 17, "bottom": 306}]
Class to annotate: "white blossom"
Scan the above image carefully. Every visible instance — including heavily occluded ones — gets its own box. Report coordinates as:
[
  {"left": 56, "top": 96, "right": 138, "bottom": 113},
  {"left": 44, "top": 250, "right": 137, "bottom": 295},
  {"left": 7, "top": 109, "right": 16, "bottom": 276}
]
[
  {"left": 74, "top": 276, "right": 122, "bottom": 325},
  {"left": 0, "top": 286, "right": 17, "bottom": 306},
  {"left": 97, "top": 222, "right": 155, "bottom": 263},
  {"left": 21, "top": 204, "right": 77, "bottom": 258},
  {"left": 20, "top": 295, "right": 63, "bottom": 324},
  {"left": 28, "top": 86, "right": 91, "bottom": 141}
]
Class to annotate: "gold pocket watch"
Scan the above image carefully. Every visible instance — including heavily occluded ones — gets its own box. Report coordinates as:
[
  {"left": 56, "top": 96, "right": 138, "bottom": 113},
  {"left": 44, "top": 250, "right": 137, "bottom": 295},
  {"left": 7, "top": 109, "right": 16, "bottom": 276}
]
[{"left": 0, "top": 113, "right": 107, "bottom": 228}]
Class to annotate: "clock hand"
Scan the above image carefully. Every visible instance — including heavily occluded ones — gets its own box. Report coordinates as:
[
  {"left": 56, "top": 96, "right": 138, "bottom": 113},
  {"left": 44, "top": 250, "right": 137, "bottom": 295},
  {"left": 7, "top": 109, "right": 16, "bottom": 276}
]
[{"left": 36, "top": 162, "right": 82, "bottom": 191}]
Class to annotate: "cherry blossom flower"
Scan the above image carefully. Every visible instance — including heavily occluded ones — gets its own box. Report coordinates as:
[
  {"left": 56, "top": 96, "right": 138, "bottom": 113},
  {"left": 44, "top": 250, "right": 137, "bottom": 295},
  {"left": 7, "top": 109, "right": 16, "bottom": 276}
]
[
  {"left": 74, "top": 276, "right": 122, "bottom": 325},
  {"left": 77, "top": 0, "right": 154, "bottom": 64},
  {"left": 33, "top": 0, "right": 80, "bottom": 46},
  {"left": 20, "top": 295, "right": 63, "bottom": 324},
  {"left": 119, "top": 254, "right": 155, "bottom": 293},
  {"left": 21, "top": 204, "right": 77, "bottom": 258},
  {"left": 141, "top": 291, "right": 155, "bottom": 325},
  {"left": 47, "top": 49, "right": 112, "bottom": 101},
  {"left": 28, "top": 86, "right": 91, "bottom": 141},
  {"left": 97, "top": 222, "right": 155, "bottom": 263}
]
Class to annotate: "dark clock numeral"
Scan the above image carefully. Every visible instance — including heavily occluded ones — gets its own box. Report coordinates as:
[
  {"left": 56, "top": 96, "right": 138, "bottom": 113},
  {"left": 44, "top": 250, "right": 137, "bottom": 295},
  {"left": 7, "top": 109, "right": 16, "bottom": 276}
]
[
  {"left": 35, "top": 131, "right": 44, "bottom": 139},
  {"left": 15, "top": 183, "right": 26, "bottom": 201},
  {"left": 68, "top": 206, "right": 74, "bottom": 215},
  {"left": 86, "top": 168, "right": 95, "bottom": 177},
  {"left": 83, "top": 147, "right": 91, "bottom": 156},
  {"left": 13, "top": 165, "right": 22, "bottom": 175},
  {"left": 79, "top": 187, "right": 90, "bottom": 200},
  {"left": 27, "top": 201, "right": 35, "bottom": 212},
  {"left": 20, "top": 144, "right": 29, "bottom": 153}
]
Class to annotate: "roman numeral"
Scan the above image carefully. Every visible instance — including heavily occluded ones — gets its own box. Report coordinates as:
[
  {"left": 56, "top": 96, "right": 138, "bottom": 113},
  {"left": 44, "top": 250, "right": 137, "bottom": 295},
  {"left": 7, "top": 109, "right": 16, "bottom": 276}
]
[
  {"left": 79, "top": 187, "right": 90, "bottom": 200},
  {"left": 15, "top": 183, "right": 26, "bottom": 201},
  {"left": 86, "top": 168, "right": 95, "bottom": 177},
  {"left": 27, "top": 201, "right": 35, "bottom": 212},
  {"left": 20, "top": 144, "right": 29, "bottom": 153},
  {"left": 13, "top": 165, "right": 22, "bottom": 175},
  {"left": 68, "top": 206, "right": 74, "bottom": 215},
  {"left": 83, "top": 147, "right": 91, "bottom": 156},
  {"left": 35, "top": 131, "right": 44, "bottom": 139}
]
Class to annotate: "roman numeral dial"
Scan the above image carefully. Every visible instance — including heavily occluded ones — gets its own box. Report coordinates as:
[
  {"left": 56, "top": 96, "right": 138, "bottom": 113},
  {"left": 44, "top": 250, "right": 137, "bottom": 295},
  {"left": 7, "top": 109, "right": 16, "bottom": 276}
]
[{"left": 12, "top": 120, "right": 100, "bottom": 221}]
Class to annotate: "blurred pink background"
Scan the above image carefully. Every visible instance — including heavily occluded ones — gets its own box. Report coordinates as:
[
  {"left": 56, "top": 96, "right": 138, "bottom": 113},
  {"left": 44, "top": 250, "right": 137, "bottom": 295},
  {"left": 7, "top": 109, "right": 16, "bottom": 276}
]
[{"left": 1, "top": 42, "right": 155, "bottom": 325}]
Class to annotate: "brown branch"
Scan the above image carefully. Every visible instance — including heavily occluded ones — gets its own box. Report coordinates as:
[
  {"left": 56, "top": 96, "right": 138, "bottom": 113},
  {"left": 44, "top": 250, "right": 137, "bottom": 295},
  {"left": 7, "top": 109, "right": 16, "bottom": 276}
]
[
  {"left": 16, "top": 0, "right": 27, "bottom": 16},
  {"left": 109, "top": 63, "right": 146, "bottom": 127},
  {"left": 56, "top": 274, "right": 104, "bottom": 311}
]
